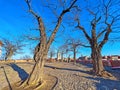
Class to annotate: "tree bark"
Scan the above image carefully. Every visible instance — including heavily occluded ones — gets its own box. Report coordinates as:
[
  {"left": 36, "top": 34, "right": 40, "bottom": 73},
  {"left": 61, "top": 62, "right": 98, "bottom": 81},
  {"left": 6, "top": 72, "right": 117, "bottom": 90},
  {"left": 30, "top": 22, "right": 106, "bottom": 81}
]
[
  {"left": 91, "top": 46, "right": 112, "bottom": 77},
  {"left": 61, "top": 52, "right": 64, "bottom": 62},
  {"left": 26, "top": 55, "right": 45, "bottom": 85},
  {"left": 91, "top": 45, "right": 104, "bottom": 75},
  {"left": 5, "top": 51, "right": 13, "bottom": 60},
  {"left": 73, "top": 48, "right": 76, "bottom": 64},
  {"left": 21, "top": 42, "right": 48, "bottom": 87}
]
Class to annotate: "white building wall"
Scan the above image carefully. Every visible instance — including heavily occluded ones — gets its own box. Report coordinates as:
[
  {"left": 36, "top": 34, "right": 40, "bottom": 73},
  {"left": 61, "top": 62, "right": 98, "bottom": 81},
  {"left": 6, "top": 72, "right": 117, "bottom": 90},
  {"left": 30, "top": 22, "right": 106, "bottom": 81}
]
[{"left": 57, "top": 52, "right": 61, "bottom": 60}]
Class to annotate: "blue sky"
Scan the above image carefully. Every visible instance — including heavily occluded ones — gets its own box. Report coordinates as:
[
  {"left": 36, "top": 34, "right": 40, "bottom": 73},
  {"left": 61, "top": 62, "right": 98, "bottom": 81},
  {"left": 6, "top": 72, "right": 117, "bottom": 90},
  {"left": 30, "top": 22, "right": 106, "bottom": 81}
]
[{"left": 0, "top": 0, "right": 120, "bottom": 59}]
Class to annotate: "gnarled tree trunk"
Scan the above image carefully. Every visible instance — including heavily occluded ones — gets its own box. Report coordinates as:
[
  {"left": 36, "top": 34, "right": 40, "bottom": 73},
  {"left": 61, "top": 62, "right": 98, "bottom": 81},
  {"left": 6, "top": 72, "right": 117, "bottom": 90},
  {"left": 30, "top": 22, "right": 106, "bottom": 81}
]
[
  {"left": 91, "top": 45, "right": 104, "bottom": 76},
  {"left": 21, "top": 42, "right": 48, "bottom": 87},
  {"left": 22, "top": 0, "right": 77, "bottom": 88},
  {"left": 26, "top": 55, "right": 46, "bottom": 85}
]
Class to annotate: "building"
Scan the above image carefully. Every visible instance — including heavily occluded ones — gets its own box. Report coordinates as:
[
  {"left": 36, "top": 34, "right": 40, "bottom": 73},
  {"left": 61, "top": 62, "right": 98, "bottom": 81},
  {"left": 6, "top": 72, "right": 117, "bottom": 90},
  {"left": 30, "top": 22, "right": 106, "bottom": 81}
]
[
  {"left": 57, "top": 52, "right": 61, "bottom": 60},
  {"left": 78, "top": 55, "right": 120, "bottom": 61},
  {"left": 78, "top": 56, "right": 90, "bottom": 60},
  {"left": 102, "top": 55, "right": 120, "bottom": 60},
  {"left": 111, "top": 55, "right": 119, "bottom": 60}
]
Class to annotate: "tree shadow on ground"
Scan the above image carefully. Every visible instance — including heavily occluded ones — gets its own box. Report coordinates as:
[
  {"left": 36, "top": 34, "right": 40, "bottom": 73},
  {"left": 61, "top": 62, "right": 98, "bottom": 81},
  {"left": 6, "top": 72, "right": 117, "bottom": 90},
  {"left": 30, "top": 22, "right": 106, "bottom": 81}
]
[
  {"left": 44, "top": 65, "right": 91, "bottom": 75},
  {"left": 78, "top": 62, "right": 120, "bottom": 72},
  {"left": 8, "top": 63, "right": 29, "bottom": 81},
  {"left": 106, "top": 67, "right": 120, "bottom": 80},
  {"left": 77, "top": 63, "right": 93, "bottom": 68},
  {"left": 1, "top": 66, "right": 12, "bottom": 90},
  {"left": 77, "top": 62, "right": 120, "bottom": 80},
  {"left": 84, "top": 76, "right": 120, "bottom": 90},
  {"left": 105, "top": 66, "right": 120, "bottom": 73},
  {"left": 45, "top": 63, "right": 120, "bottom": 89}
]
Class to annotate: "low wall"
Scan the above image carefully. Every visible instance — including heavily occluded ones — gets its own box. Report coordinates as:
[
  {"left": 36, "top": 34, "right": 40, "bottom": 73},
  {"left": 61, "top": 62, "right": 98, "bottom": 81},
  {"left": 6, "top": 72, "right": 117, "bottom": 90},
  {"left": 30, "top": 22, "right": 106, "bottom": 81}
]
[
  {"left": 0, "top": 59, "right": 33, "bottom": 63},
  {"left": 76, "top": 60, "right": 120, "bottom": 67}
]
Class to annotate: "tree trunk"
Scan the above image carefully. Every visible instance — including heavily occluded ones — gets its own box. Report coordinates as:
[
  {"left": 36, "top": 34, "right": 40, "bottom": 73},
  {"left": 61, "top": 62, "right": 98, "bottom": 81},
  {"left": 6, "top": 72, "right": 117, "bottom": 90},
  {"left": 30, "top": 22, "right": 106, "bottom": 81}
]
[
  {"left": 61, "top": 52, "right": 64, "bottom": 62},
  {"left": 73, "top": 48, "right": 76, "bottom": 64},
  {"left": 5, "top": 52, "right": 13, "bottom": 60},
  {"left": 21, "top": 42, "right": 48, "bottom": 87},
  {"left": 21, "top": 53, "right": 47, "bottom": 88},
  {"left": 91, "top": 47, "right": 113, "bottom": 77},
  {"left": 91, "top": 46, "right": 104, "bottom": 75},
  {"left": 26, "top": 56, "right": 45, "bottom": 85}
]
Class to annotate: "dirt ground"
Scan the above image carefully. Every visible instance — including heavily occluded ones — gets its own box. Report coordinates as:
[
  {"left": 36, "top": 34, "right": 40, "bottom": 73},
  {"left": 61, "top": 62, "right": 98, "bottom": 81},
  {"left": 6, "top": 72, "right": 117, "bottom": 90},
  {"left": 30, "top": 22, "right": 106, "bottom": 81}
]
[
  {"left": 2, "top": 74, "right": 57, "bottom": 90},
  {"left": 0, "top": 62, "right": 120, "bottom": 90},
  {"left": 0, "top": 62, "right": 57, "bottom": 90}
]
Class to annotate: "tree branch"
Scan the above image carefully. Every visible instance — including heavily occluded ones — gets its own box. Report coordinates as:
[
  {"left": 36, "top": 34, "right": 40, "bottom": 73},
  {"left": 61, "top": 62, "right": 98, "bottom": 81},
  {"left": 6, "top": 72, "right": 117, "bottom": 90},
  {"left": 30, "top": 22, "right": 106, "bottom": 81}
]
[
  {"left": 97, "top": 29, "right": 106, "bottom": 39},
  {"left": 25, "top": 35, "right": 40, "bottom": 41},
  {"left": 99, "top": 25, "right": 112, "bottom": 48},
  {"left": 25, "top": 0, "right": 47, "bottom": 45},
  {"left": 78, "top": 43, "right": 91, "bottom": 48},
  {"left": 47, "top": 0, "right": 77, "bottom": 48},
  {"left": 25, "top": 0, "right": 39, "bottom": 18},
  {"left": 76, "top": 18, "right": 92, "bottom": 43}
]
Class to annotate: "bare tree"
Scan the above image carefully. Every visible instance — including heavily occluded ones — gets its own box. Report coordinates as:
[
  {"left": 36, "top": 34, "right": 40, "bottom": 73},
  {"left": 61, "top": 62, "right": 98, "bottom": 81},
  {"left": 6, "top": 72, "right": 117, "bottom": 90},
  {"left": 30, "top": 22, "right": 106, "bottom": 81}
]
[
  {"left": 76, "top": 0, "right": 120, "bottom": 77},
  {"left": 2, "top": 39, "right": 24, "bottom": 60},
  {"left": 65, "top": 37, "right": 82, "bottom": 64},
  {"left": 48, "top": 46, "right": 56, "bottom": 59},
  {"left": 58, "top": 44, "right": 68, "bottom": 61},
  {"left": 21, "top": 0, "right": 77, "bottom": 88}
]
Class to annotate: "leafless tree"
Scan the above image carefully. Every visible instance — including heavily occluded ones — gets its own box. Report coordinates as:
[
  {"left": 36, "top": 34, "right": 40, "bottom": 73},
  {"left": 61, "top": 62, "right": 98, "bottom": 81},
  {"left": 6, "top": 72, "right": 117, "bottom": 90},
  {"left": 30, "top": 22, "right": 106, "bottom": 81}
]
[
  {"left": 2, "top": 38, "right": 24, "bottom": 60},
  {"left": 21, "top": 0, "right": 77, "bottom": 88},
  {"left": 65, "top": 37, "right": 83, "bottom": 64},
  {"left": 76, "top": 0, "right": 120, "bottom": 77},
  {"left": 48, "top": 46, "right": 56, "bottom": 59},
  {"left": 58, "top": 44, "right": 68, "bottom": 61}
]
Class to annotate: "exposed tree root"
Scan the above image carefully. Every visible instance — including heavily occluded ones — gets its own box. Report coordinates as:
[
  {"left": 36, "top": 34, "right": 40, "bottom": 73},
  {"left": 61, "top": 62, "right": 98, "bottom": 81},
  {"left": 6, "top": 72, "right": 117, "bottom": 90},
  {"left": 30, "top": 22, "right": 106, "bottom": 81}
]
[
  {"left": 17, "top": 78, "right": 43, "bottom": 90},
  {"left": 100, "top": 70, "right": 113, "bottom": 77},
  {"left": 2, "top": 74, "right": 57, "bottom": 90},
  {"left": 90, "top": 69, "right": 114, "bottom": 78}
]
